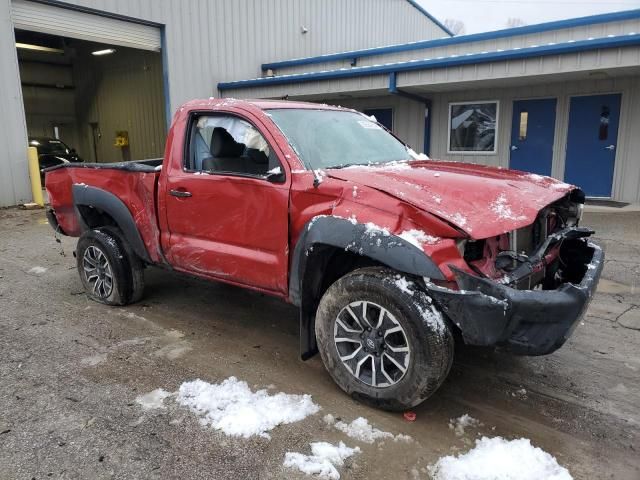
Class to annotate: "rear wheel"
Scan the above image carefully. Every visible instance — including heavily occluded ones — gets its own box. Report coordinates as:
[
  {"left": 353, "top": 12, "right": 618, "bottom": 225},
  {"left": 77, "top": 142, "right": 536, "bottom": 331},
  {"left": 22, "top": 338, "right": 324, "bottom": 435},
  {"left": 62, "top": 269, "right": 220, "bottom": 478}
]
[
  {"left": 76, "top": 229, "right": 144, "bottom": 305},
  {"left": 315, "top": 267, "right": 453, "bottom": 411}
]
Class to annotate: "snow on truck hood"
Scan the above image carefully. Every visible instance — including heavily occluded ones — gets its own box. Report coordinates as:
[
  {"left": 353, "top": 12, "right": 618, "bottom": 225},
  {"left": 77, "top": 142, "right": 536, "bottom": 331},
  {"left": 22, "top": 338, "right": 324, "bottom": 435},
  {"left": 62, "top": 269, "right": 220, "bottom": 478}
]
[{"left": 326, "top": 161, "right": 575, "bottom": 239}]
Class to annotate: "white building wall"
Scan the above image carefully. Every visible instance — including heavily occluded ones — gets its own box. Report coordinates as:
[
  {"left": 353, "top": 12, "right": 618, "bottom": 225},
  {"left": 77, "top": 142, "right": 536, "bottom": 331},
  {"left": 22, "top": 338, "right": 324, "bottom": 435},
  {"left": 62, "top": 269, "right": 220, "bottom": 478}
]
[
  {"left": 0, "top": 0, "right": 448, "bottom": 206},
  {"left": 34, "top": 0, "right": 449, "bottom": 114},
  {"left": 0, "top": 0, "right": 31, "bottom": 206},
  {"left": 271, "top": 17, "right": 640, "bottom": 76},
  {"left": 428, "top": 76, "right": 640, "bottom": 203}
]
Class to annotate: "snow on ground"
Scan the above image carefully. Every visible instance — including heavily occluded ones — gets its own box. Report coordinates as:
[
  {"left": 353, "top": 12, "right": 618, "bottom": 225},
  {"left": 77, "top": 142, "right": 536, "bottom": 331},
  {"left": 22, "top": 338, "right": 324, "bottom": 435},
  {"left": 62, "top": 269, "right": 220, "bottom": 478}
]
[
  {"left": 28, "top": 266, "right": 47, "bottom": 274},
  {"left": 324, "top": 415, "right": 410, "bottom": 444},
  {"left": 429, "top": 436, "right": 573, "bottom": 480},
  {"left": 449, "top": 414, "right": 482, "bottom": 437},
  {"left": 136, "top": 388, "right": 172, "bottom": 410},
  {"left": 398, "top": 229, "right": 440, "bottom": 249},
  {"left": 176, "top": 377, "right": 320, "bottom": 439},
  {"left": 284, "top": 441, "right": 360, "bottom": 480}
]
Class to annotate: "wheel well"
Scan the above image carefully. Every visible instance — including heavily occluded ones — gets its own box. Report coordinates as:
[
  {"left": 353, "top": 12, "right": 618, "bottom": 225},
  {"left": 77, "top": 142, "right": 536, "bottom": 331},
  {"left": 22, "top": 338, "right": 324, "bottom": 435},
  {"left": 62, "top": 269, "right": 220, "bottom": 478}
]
[
  {"left": 75, "top": 206, "right": 146, "bottom": 266},
  {"left": 299, "top": 245, "right": 384, "bottom": 359},
  {"left": 77, "top": 205, "right": 119, "bottom": 230}
]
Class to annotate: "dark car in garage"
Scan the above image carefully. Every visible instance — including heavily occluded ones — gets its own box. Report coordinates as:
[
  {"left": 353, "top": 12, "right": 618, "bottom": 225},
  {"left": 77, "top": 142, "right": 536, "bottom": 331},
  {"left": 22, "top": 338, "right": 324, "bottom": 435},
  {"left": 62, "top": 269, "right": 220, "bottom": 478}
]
[{"left": 29, "top": 137, "right": 83, "bottom": 182}]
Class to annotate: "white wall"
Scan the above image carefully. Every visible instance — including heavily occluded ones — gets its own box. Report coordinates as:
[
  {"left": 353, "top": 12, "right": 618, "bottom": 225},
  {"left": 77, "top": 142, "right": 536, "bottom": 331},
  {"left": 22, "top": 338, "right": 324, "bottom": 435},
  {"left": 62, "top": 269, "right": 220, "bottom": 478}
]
[
  {"left": 0, "top": 0, "right": 31, "bottom": 206},
  {"left": 0, "top": 0, "right": 448, "bottom": 206},
  {"left": 428, "top": 76, "right": 640, "bottom": 202}
]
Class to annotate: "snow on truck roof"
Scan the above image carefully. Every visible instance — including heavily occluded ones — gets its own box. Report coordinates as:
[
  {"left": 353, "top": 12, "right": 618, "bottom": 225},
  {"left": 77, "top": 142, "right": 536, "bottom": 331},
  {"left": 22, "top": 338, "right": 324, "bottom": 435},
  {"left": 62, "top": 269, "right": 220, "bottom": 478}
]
[{"left": 180, "top": 97, "right": 347, "bottom": 112}]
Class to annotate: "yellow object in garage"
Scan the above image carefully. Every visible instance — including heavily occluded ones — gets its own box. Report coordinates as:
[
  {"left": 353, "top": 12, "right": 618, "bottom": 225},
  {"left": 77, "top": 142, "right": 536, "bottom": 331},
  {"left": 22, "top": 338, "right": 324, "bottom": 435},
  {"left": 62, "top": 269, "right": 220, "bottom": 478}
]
[
  {"left": 27, "top": 146, "right": 44, "bottom": 207},
  {"left": 114, "top": 130, "right": 129, "bottom": 147}
]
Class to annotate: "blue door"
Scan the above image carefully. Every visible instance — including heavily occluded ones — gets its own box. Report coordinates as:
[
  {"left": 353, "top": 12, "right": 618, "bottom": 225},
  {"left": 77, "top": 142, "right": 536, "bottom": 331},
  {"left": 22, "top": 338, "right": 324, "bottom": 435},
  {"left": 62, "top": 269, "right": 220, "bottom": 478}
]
[
  {"left": 364, "top": 108, "right": 393, "bottom": 131},
  {"left": 565, "top": 94, "right": 621, "bottom": 197},
  {"left": 509, "top": 98, "right": 556, "bottom": 176}
]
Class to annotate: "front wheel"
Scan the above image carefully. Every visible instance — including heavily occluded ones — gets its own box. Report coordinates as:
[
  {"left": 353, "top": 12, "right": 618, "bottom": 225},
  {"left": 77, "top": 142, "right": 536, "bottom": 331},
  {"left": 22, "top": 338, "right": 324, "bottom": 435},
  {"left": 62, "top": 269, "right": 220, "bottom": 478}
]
[
  {"left": 76, "top": 229, "right": 144, "bottom": 306},
  {"left": 315, "top": 267, "right": 453, "bottom": 411}
]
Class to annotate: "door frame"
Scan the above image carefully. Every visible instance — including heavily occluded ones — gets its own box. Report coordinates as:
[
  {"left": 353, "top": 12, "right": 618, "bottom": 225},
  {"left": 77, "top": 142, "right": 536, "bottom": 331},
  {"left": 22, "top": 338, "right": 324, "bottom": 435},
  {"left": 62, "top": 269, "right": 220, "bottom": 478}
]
[
  {"left": 508, "top": 96, "right": 558, "bottom": 176},
  {"left": 563, "top": 91, "right": 623, "bottom": 199}
]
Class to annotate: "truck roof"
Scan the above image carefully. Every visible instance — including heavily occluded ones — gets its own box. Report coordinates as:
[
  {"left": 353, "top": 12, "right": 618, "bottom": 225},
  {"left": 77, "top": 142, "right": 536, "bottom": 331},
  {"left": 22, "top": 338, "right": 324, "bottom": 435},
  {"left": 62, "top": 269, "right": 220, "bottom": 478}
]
[{"left": 181, "top": 97, "right": 346, "bottom": 112}]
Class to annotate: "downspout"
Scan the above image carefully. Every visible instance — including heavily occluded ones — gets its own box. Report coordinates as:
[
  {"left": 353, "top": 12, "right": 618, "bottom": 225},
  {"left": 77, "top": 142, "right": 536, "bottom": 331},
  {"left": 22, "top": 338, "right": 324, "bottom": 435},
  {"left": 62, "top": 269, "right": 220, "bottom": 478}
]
[{"left": 388, "top": 72, "right": 431, "bottom": 156}]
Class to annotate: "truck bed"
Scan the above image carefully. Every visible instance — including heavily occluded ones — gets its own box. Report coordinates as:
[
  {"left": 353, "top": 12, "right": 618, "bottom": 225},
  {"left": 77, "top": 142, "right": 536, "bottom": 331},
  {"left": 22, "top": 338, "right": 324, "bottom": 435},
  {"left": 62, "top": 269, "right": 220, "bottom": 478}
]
[{"left": 45, "top": 159, "right": 164, "bottom": 264}]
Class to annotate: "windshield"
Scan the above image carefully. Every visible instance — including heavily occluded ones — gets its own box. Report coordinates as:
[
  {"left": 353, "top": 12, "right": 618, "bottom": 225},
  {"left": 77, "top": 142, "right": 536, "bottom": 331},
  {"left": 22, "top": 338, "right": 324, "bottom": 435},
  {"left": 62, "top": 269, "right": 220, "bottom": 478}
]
[
  {"left": 30, "top": 139, "right": 70, "bottom": 155},
  {"left": 267, "top": 109, "right": 411, "bottom": 169}
]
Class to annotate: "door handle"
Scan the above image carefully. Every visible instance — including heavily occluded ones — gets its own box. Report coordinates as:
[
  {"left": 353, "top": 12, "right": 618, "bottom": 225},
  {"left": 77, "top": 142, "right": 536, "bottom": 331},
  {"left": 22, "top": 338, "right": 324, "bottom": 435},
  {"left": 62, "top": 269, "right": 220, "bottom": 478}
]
[
  {"left": 511, "top": 145, "right": 519, "bottom": 151},
  {"left": 604, "top": 144, "right": 616, "bottom": 151},
  {"left": 170, "top": 189, "right": 192, "bottom": 198}
]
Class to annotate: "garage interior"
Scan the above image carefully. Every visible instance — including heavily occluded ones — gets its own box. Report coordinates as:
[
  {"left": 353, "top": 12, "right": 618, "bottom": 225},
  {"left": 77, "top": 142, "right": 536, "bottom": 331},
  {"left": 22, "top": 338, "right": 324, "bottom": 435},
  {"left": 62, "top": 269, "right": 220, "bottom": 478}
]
[{"left": 16, "top": 29, "right": 166, "bottom": 164}]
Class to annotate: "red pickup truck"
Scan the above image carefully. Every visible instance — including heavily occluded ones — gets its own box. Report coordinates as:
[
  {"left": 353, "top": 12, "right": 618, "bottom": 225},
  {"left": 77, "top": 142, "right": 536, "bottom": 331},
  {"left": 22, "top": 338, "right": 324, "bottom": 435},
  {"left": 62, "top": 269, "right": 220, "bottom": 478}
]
[{"left": 45, "top": 98, "right": 603, "bottom": 410}]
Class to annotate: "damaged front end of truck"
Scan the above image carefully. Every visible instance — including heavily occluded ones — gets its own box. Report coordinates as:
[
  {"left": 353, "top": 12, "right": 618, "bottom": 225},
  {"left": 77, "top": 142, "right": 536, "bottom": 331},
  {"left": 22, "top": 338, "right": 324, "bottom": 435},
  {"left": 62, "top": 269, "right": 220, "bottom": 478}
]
[{"left": 425, "top": 190, "right": 604, "bottom": 355}]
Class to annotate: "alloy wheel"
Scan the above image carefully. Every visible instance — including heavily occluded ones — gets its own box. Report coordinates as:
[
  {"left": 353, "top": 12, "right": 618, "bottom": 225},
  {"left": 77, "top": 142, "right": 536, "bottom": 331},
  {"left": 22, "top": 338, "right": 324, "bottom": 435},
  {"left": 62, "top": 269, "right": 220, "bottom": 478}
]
[
  {"left": 333, "top": 300, "right": 411, "bottom": 388},
  {"left": 82, "top": 245, "right": 114, "bottom": 298}
]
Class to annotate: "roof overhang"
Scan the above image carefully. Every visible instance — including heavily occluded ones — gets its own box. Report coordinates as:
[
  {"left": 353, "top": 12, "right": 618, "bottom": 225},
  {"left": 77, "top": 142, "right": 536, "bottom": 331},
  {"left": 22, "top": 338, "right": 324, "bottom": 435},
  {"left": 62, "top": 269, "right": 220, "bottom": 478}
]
[{"left": 219, "top": 33, "right": 640, "bottom": 92}]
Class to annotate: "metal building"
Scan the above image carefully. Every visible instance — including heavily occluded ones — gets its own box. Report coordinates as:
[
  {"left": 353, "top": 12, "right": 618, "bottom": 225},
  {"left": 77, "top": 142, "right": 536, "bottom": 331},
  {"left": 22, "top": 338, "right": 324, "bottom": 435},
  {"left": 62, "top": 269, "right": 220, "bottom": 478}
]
[
  {"left": 0, "top": 0, "right": 450, "bottom": 207},
  {"left": 220, "top": 10, "right": 640, "bottom": 203}
]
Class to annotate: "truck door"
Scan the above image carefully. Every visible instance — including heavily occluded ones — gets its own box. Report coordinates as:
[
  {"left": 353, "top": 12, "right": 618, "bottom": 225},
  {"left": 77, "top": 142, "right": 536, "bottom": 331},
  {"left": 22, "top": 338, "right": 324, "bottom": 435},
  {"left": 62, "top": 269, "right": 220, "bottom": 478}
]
[{"left": 163, "top": 112, "right": 290, "bottom": 294}]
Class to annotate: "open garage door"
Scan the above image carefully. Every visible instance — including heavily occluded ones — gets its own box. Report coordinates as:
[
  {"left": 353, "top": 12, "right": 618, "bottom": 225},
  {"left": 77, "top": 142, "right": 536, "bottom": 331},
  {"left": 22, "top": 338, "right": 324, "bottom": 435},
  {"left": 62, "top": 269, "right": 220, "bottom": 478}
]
[{"left": 11, "top": 0, "right": 161, "bottom": 51}]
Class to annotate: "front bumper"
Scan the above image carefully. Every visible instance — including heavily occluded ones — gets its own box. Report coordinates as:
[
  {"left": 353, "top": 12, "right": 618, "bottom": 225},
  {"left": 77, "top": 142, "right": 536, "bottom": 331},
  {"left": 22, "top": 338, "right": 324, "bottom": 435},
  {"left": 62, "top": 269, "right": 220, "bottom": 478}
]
[{"left": 427, "top": 239, "right": 604, "bottom": 355}]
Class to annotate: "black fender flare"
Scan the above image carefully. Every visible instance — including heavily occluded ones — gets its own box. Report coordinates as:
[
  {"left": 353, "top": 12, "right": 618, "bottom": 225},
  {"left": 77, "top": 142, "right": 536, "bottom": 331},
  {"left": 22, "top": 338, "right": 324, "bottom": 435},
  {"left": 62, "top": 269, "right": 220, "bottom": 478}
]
[
  {"left": 290, "top": 215, "right": 445, "bottom": 359},
  {"left": 72, "top": 184, "right": 151, "bottom": 263}
]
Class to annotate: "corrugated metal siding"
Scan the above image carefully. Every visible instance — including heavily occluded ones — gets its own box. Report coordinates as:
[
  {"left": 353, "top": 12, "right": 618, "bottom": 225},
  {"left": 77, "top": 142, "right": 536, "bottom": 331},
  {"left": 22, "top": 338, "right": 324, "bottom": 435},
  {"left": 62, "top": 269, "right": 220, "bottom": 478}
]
[
  {"left": 0, "top": 0, "right": 30, "bottom": 206},
  {"left": 272, "top": 18, "right": 640, "bottom": 75},
  {"left": 428, "top": 76, "right": 640, "bottom": 202},
  {"left": 0, "top": 0, "right": 448, "bottom": 205},
  {"left": 220, "top": 43, "right": 640, "bottom": 100},
  {"left": 64, "top": 0, "right": 448, "bottom": 110},
  {"left": 398, "top": 46, "right": 640, "bottom": 88},
  {"left": 11, "top": 0, "right": 161, "bottom": 50}
]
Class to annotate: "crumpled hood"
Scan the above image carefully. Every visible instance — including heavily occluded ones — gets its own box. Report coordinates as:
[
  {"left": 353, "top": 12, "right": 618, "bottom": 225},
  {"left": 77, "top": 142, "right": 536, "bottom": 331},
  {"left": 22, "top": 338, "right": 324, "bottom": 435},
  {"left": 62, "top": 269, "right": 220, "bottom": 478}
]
[{"left": 326, "top": 161, "right": 575, "bottom": 239}]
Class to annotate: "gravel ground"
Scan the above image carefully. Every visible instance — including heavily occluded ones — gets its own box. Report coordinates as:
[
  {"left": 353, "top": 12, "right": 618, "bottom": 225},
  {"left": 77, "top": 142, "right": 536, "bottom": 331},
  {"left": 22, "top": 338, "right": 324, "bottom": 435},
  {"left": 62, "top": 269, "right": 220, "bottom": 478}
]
[{"left": 0, "top": 207, "right": 638, "bottom": 480}]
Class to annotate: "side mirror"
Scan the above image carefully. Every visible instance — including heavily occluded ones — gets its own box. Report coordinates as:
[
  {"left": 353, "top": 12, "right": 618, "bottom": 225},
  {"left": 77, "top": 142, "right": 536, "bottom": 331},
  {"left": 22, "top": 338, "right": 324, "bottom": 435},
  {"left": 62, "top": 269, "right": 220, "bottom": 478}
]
[
  {"left": 70, "top": 148, "right": 77, "bottom": 154},
  {"left": 264, "top": 166, "right": 285, "bottom": 183}
]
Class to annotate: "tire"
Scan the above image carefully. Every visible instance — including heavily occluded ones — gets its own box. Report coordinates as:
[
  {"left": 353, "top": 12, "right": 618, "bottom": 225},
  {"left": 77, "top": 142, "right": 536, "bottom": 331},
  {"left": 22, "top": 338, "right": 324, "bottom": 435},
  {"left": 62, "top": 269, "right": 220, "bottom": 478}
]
[
  {"left": 315, "top": 267, "right": 454, "bottom": 411},
  {"left": 76, "top": 228, "right": 145, "bottom": 306}
]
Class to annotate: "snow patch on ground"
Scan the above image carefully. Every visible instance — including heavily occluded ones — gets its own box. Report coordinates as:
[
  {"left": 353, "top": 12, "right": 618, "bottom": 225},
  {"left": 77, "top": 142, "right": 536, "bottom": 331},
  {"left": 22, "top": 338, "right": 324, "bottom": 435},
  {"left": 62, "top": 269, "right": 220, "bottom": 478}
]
[
  {"left": 324, "top": 415, "right": 410, "bottom": 444},
  {"left": 429, "top": 436, "right": 573, "bottom": 480},
  {"left": 28, "top": 266, "right": 47, "bottom": 274},
  {"left": 490, "top": 193, "right": 527, "bottom": 221},
  {"left": 398, "top": 229, "right": 440, "bottom": 249},
  {"left": 136, "top": 388, "right": 171, "bottom": 410},
  {"left": 176, "top": 377, "right": 320, "bottom": 439},
  {"left": 284, "top": 441, "right": 360, "bottom": 479},
  {"left": 449, "top": 414, "right": 482, "bottom": 437}
]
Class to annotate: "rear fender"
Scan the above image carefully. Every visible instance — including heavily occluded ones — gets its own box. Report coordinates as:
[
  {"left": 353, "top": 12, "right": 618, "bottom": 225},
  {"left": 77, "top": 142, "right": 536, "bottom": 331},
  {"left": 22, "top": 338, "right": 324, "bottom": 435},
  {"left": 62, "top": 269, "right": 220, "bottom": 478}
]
[{"left": 73, "top": 184, "right": 151, "bottom": 263}]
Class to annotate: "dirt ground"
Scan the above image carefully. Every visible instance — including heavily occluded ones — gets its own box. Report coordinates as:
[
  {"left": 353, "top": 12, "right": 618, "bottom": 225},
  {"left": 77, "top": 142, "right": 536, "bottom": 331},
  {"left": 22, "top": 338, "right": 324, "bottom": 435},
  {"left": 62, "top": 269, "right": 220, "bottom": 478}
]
[{"left": 0, "top": 207, "right": 638, "bottom": 480}]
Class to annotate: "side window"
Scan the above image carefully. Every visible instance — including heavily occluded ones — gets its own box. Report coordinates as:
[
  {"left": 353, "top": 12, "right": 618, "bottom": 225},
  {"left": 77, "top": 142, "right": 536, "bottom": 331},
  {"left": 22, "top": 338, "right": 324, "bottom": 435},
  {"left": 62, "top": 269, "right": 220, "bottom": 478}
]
[{"left": 188, "top": 114, "right": 280, "bottom": 178}]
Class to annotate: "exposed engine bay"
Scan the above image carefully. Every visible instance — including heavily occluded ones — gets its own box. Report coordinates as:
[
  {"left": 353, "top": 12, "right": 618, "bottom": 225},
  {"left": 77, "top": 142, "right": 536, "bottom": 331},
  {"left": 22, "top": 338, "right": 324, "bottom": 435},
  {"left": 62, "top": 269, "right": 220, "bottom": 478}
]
[{"left": 460, "top": 189, "right": 591, "bottom": 290}]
